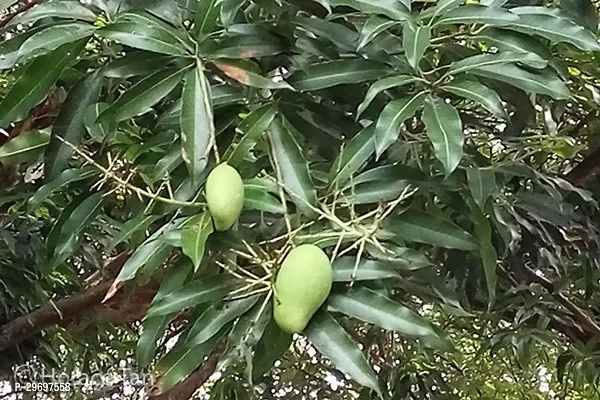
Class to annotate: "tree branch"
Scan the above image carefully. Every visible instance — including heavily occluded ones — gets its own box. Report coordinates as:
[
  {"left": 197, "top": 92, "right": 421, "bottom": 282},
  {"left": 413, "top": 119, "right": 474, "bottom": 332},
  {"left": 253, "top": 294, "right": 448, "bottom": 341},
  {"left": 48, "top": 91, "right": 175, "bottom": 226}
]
[{"left": 148, "top": 356, "right": 219, "bottom": 400}]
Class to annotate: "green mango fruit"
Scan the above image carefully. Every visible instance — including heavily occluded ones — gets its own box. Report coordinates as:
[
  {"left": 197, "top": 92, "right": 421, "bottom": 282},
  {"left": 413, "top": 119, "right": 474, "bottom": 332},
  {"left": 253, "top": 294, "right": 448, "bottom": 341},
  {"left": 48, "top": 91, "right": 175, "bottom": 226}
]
[
  {"left": 273, "top": 244, "right": 333, "bottom": 333},
  {"left": 205, "top": 163, "right": 245, "bottom": 231}
]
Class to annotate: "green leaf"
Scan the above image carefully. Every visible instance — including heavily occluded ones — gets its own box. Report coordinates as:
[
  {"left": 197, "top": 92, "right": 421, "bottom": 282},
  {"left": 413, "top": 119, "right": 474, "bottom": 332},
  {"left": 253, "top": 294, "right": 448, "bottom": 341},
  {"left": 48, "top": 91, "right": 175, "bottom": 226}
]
[
  {"left": 472, "top": 206, "right": 498, "bottom": 306},
  {"left": 465, "top": 63, "right": 570, "bottom": 99},
  {"left": 215, "top": 61, "right": 293, "bottom": 90},
  {"left": 442, "top": 76, "right": 506, "bottom": 117},
  {"left": 151, "top": 143, "right": 183, "bottom": 181},
  {"left": 224, "top": 104, "right": 277, "bottom": 168},
  {"left": 374, "top": 91, "right": 426, "bottom": 159},
  {"left": 429, "top": 0, "right": 464, "bottom": 19},
  {"left": 422, "top": 96, "right": 464, "bottom": 176},
  {"left": 98, "top": 11, "right": 193, "bottom": 56},
  {"left": 476, "top": 28, "right": 552, "bottom": 58},
  {"left": 387, "top": 209, "right": 479, "bottom": 250},
  {"left": 106, "top": 213, "right": 159, "bottom": 254},
  {"left": 147, "top": 275, "right": 234, "bottom": 317},
  {"left": 27, "top": 167, "right": 97, "bottom": 211},
  {"left": 340, "top": 176, "right": 410, "bottom": 205},
  {"left": 154, "top": 331, "right": 221, "bottom": 393},
  {"left": 505, "top": 11, "right": 600, "bottom": 51},
  {"left": 328, "top": 288, "right": 438, "bottom": 338},
  {"left": 332, "top": 257, "right": 397, "bottom": 281},
  {"left": 52, "top": 192, "right": 104, "bottom": 264},
  {"left": 269, "top": 116, "right": 317, "bottom": 215},
  {"left": 466, "top": 166, "right": 496, "bottom": 210},
  {"left": 357, "top": 75, "right": 419, "bottom": 117},
  {"left": 252, "top": 317, "right": 292, "bottom": 380},
  {"left": 289, "top": 59, "right": 390, "bottom": 91},
  {"left": 181, "top": 63, "right": 214, "bottom": 184},
  {"left": 16, "top": 23, "right": 94, "bottom": 63},
  {"left": 244, "top": 188, "right": 286, "bottom": 214},
  {"left": 0, "top": 130, "right": 50, "bottom": 165},
  {"left": 446, "top": 51, "right": 547, "bottom": 76},
  {"left": 83, "top": 103, "right": 110, "bottom": 141},
  {"left": 7, "top": 1, "right": 96, "bottom": 29},
  {"left": 366, "top": 244, "right": 432, "bottom": 270},
  {"left": 0, "top": 40, "right": 85, "bottom": 127},
  {"left": 98, "top": 67, "right": 188, "bottom": 126},
  {"left": 45, "top": 71, "right": 102, "bottom": 179},
  {"left": 305, "top": 312, "right": 382, "bottom": 397},
  {"left": 434, "top": 5, "right": 519, "bottom": 26},
  {"left": 184, "top": 296, "right": 259, "bottom": 347},
  {"left": 210, "top": 35, "right": 284, "bottom": 59},
  {"left": 138, "top": 260, "right": 193, "bottom": 369},
  {"left": 181, "top": 213, "right": 213, "bottom": 272},
  {"left": 329, "top": 124, "right": 375, "bottom": 189},
  {"left": 403, "top": 23, "right": 430, "bottom": 70},
  {"left": 560, "top": 0, "right": 598, "bottom": 32},
  {"left": 358, "top": 16, "right": 398, "bottom": 50},
  {"left": 194, "top": 0, "right": 219, "bottom": 40},
  {"left": 113, "top": 220, "right": 182, "bottom": 284},
  {"left": 221, "top": 0, "right": 246, "bottom": 27},
  {"left": 104, "top": 52, "right": 175, "bottom": 78},
  {"left": 329, "top": 0, "right": 409, "bottom": 20},
  {"left": 0, "top": 28, "right": 45, "bottom": 70}
]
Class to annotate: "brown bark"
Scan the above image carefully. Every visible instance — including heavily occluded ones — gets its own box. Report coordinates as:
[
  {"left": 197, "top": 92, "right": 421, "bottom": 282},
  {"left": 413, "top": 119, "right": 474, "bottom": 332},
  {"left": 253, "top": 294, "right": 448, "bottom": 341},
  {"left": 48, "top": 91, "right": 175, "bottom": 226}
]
[
  {"left": 148, "top": 356, "right": 219, "bottom": 400},
  {"left": 565, "top": 145, "right": 600, "bottom": 186}
]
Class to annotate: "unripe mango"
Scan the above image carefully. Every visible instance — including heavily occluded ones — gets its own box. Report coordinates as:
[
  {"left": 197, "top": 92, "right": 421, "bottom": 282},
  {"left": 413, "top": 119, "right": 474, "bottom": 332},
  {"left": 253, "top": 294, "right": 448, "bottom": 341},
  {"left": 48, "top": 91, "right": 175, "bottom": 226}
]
[
  {"left": 273, "top": 244, "right": 333, "bottom": 333},
  {"left": 205, "top": 163, "right": 245, "bottom": 231}
]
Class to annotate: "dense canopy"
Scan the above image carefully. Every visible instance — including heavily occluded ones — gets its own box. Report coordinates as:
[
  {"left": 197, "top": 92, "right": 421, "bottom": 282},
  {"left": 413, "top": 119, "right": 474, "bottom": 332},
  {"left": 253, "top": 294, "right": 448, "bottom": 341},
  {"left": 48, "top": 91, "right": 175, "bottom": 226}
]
[{"left": 1, "top": 0, "right": 600, "bottom": 399}]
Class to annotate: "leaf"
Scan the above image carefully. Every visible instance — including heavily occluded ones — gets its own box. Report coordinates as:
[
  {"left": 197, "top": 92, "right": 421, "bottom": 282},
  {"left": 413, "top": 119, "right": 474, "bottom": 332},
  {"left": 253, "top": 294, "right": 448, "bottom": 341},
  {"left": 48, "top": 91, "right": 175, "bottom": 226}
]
[
  {"left": 374, "top": 91, "right": 426, "bottom": 159},
  {"left": 465, "top": 63, "right": 570, "bottom": 99},
  {"left": 252, "top": 318, "right": 292, "bottom": 380},
  {"left": 17, "top": 23, "right": 94, "bottom": 63},
  {"left": 27, "top": 167, "right": 97, "bottom": 212},
  {"left": 112, "top": 220, "right": 182, "bottom": 285},
  {"left": 0, "top": 28, "right": 44, "bottom": 70},
  {"left": 0, "top": 130, "right": 50, "bottom": 165},
  {"left": 357, "top": 75, "right": 418, "bottom": 117},
  {"left": 147, "top": 275, "right": 234, "bottom": 317},
  {"left": 403, "top": 23, "right": 430, "bottom": 70},
  {"left": 305, "top": 312, "right": 382, "bottom": 397},
  {"left": 422, "top": 96, "right": 464, "bottom": 176},
  {"left": 269, "top": 116, "right": 317, "bottom": 215},
  {"left": 289, "top": 59, "right": 390, "bottom": 91},
  {"left": 329, "top": 0, "right": 409, "bottom": 20},
  {"left": 430, "top": 0, "right": 464, "bottom": 18},
  {"left": 193, "top": 0, "right": 219, "bottom": 39},
  {"left": 180, "top": 63, "right": 214, "bottom": 184},
  {"left": 358, "top": 16, "right": 398, "bottom": 50},
  {"left": 98, "top": 67, "right": 187, "bottom": 126},
  {"left": 472, "top": 206, "right": 498, "bottom": 306},
  {"left": 181, "top": 213, "right": 213, "bottom": 272},
  {"left": 446, "top": 51, "right": 547, "bottom": 76},
  {"left": 6, "top": 1, "right": 96, "bottom": 29},
  {"left": 340, "top": 177, "right": 410, "bottom": 205},
  {"left": 215, "top": 61, "right": 293, "bottom": 90},
  {"left": 387, "top": 209, "right": 479, "bottom": 250},
  {"left": 138, "top": 260, "right": 193, "bottom": 369},
  {"left": 44, "top": 71, "right": 102, "bottom": 179},
  {"left": 476, "top": 28, "right": 552, "bottom": 59},
  {"left": 560, "top": 0, "right": 598, "bottom": 32},
  {"left": 244, "top": 188, "right": 286, "bottom": 214},
  {"left": 0, "top": 40, "right": 85, "bottom": 127},
  {"left": 224, "top": 104, "right": 277, "bottom": 168},
  {"left": 184, "top": 296, "right": 259, "bottom": 347},
  {"left": 51, "top": 192, "right": 104, "bottom": 264},
  {"left": 328, "top": 288, "right": 438, "bottom": 338},
  {"left": 434, "top": 5, "right": 519, "bottom": 26},
  {"left": 151, "top": 143, "right": 183, "bottom": 181},
  {"left": 154, "top": 331, "right": 222, "bottom": 393},
  {"left": 466, "top": 166, "right": 496, "bottom": 210},
  {"left": 221, "top": 0, "right": 245, "bottom": 27},
  {"left": 104, "top": 52, "right": 175, "bottom": 78},
  {"left": 328, "top": 124, "right": 375, "bottom": 189},
  {"left": 83, "top": 103, "right": 110, "bottom": 141},
  {"left": 505, "top": 11, "right": 600, "bottom": 51},
  {"left": 98, "top": 11, "right": 193, "bottom": 56},
  {"left": 332, "top": 257, "right": 397, "bottom": 281},
  {"left": 211, "top": 35, "right": 284, "bottom": 59},
  {"left": 442, "top": 76, "right": 506, "bottom": 117},
  {"left": 106, "top": 213, "right": 159, "bottom": 254}
]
